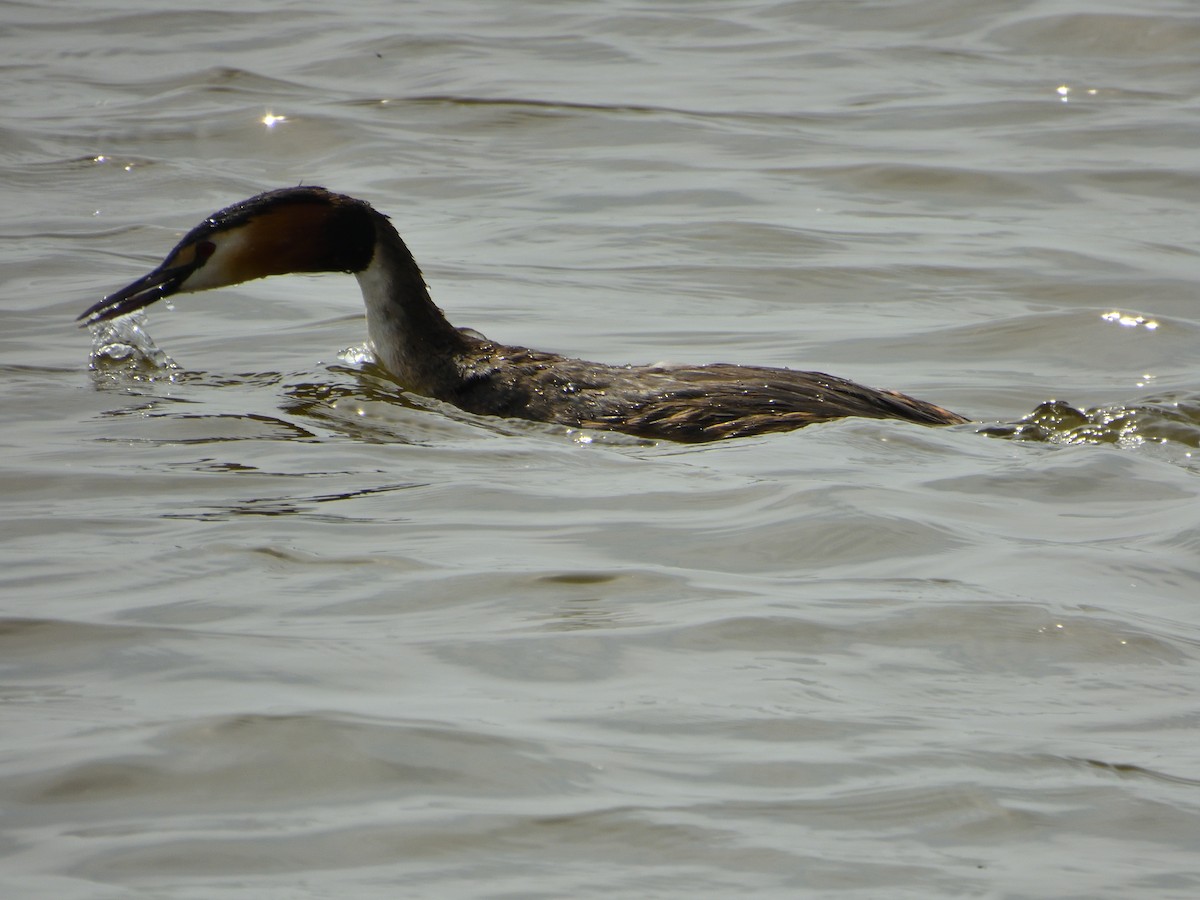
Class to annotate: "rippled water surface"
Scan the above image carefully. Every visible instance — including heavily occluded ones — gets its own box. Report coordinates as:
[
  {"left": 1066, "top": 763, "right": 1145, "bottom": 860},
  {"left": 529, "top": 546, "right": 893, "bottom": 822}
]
[{"left": 4, "top": 1, "right": 1200, "bottom": 897}]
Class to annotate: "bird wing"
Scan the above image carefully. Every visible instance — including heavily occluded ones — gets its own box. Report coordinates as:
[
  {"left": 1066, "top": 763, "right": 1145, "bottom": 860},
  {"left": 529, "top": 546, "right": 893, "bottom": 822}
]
[{"left": 581, "top": 364, "right": 965, "bottom": 441}]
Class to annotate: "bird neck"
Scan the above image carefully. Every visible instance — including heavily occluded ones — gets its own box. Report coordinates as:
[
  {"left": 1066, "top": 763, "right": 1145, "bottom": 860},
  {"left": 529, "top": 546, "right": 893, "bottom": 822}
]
[{"left": 355, "top": 218, "right": 469, "bottom": 391}]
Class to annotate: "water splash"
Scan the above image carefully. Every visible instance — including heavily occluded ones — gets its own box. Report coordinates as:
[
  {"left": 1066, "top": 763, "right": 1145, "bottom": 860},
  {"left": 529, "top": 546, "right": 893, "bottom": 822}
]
[
  {"left": 86, "top": 311, "right": 179, "bottom": 380},
  {"left": 337, "top": 343, "right": 376, "bottom": 367}
]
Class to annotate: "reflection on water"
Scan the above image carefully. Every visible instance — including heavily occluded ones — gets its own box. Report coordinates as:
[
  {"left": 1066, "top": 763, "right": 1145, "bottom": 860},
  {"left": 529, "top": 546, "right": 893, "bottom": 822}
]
[
  {"left": 984, "top": 397, "right": 1200, "bottom": 454},
  {"left": 88, "top": 319, "right": 1200, "bottom": 463}
]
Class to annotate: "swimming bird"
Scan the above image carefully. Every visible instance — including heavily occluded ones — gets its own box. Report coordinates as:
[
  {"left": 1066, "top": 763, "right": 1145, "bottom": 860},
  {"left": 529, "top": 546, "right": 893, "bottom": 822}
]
[{"left": 79, "top": 187, "right": 967, "bottom": 441}]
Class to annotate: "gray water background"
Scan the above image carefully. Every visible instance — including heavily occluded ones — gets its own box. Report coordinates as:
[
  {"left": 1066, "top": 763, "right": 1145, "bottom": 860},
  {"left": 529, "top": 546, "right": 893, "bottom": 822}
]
[{"left": 3, "top": 1, "right": 1200, "bottom": 897}]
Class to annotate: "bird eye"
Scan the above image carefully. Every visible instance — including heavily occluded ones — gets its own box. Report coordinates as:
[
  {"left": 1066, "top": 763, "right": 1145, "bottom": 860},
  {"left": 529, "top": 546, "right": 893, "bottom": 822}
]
[{"left": 195, "top": 240, "right": 216, "bottom": 263}]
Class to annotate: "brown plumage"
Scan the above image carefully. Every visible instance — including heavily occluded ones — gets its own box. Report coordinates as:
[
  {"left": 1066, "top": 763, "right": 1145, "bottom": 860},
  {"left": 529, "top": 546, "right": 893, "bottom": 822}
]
[{"left": 79, "top": 187, "right": 967, "bottom": 442}]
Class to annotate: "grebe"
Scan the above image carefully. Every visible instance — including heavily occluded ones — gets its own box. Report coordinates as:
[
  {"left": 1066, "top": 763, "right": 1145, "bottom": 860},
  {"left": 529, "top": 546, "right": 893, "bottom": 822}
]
[{"left": 79, "top": 187, "right": 967, "bottom": 441}]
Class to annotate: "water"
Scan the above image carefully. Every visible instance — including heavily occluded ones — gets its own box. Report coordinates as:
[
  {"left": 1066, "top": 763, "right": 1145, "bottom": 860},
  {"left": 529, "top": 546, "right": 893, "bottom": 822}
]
[{"left": 3, "top": 1, "right": 1200, "bottom": 896}]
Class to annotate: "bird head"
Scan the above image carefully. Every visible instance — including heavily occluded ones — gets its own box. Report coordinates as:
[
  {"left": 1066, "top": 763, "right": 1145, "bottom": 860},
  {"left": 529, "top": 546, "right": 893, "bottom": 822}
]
[{"left": 79, "top": 186, "right": 377, "bottom": 326}]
